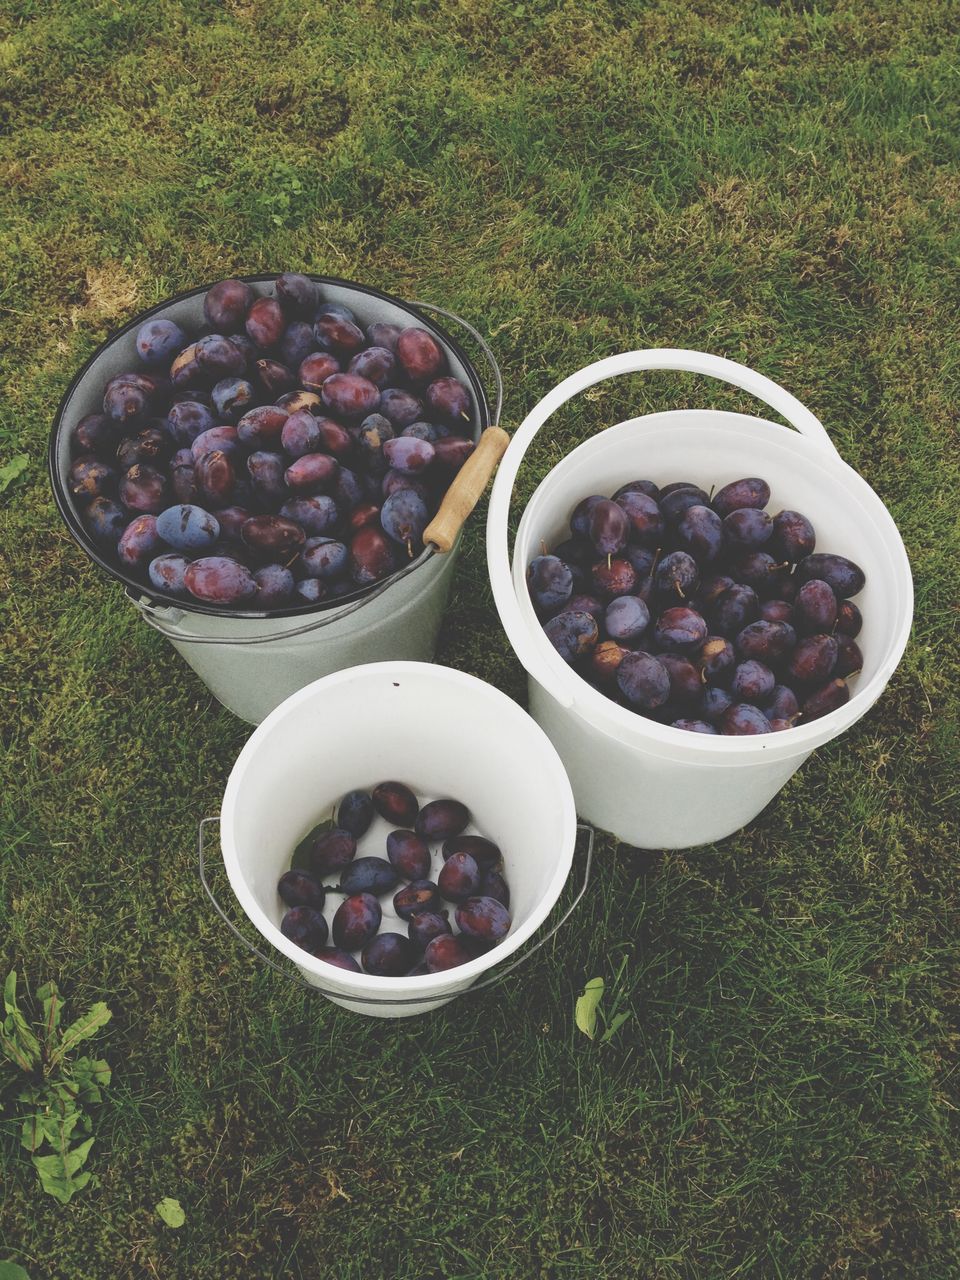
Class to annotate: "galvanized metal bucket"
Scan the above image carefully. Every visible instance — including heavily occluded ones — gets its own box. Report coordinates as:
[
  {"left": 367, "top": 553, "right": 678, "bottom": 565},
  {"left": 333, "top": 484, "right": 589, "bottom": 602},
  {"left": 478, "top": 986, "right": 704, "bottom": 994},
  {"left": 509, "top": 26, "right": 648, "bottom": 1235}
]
[{"left": 50, "top": 275, "right": 505, "bottom": 723}]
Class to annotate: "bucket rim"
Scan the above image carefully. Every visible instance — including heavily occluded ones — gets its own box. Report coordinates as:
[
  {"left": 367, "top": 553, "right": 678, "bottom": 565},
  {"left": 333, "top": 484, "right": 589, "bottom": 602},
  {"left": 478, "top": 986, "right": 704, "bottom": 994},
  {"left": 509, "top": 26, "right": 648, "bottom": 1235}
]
[
  {"left": 48, "top": 273, "right": 491, "bottom": 621},
  {"left": 499, "top": 408, "right": 914, "bottom": 763},
  {"left": 218, "top": 661, "right": 579, "bottom": 995}
]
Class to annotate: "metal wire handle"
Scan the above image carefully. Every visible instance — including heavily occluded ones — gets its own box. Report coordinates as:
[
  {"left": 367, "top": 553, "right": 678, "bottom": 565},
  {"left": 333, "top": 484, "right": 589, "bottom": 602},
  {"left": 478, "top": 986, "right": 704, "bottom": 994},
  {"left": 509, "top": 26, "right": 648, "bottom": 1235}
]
[
  {"left": 410, "top": 300, "right": 504, "bottom": 427},
  {"left": 131, "top": 299, "right": 504, "bottom": 647},
  {"left": 198, "top": 817, "right": 594, "bottom": 1008}
]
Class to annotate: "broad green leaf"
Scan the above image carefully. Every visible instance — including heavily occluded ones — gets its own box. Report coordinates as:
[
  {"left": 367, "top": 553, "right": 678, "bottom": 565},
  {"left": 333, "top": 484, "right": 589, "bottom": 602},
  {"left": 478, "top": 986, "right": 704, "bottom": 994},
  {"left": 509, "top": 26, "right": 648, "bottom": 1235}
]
[
  {"left": 20, "top": 1115, "right": 42, "bottom": 1152},
  {"left": 3, "top": 1020, "right": 40, "bottom": 1070},
  {"left": 1, "top": 1029, "right": 35, "bottom": 1074},
  {"left": 49, "top": 1079, "right": 80, "bottom": 1104},
  {"left": 46, "top": 1107, "right": 83, "bottom": 1148},
  {"left": 36, "top": 982, "right": 61, "bottom": 1051},
  {"left": 0, "top": 1261, "right": 33, "bottom": 1280},
  {"left": 50, "top": 1003, "right": 111, "bottom": 1064},
  {"left": 600, "top": 1010, "right": 632, "bottom": 1044},
  {"left": 290, "top": 819, "right": 333, "bottom": 871},
  {"left": 575, "top": 978, "right": 604, "bottom": 1040},
  {"left": 8, "top": 1018, "right": 40, "bottom": 1066},
  {"left": 156, "top": 1197, "right": 186, "bottom": 1228},
  {"left": 1, "top": 974, "right": 40, "bottom": 1066},
  {"left": 71, "top": 1056, "right": 111, "bottom": 1102},
  {"left": 0, "top": 454, "right": 29, "bottom": 494},
  {"left": 33, "top": 1136, "right": 94, "bottom": 1203},
  {"left": 23, "top": 1105, "right": 82, "bottom": 1152}
]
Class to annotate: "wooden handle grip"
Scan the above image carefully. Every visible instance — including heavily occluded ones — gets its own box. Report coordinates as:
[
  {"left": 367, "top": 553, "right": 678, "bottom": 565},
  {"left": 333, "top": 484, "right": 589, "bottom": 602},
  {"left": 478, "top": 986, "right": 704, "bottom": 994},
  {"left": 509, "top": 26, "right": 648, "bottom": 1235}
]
[{"left": 424, "top": 426, "right": 511, "bottom": 553}]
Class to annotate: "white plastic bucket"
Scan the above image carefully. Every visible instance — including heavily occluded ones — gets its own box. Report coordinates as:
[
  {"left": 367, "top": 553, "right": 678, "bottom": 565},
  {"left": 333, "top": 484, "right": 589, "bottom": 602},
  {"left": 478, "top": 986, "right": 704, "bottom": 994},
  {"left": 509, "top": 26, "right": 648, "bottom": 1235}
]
[
  {"left": 210, "top": 661, "right": 584, "bottom": 1017},
  {"left": 487, "top": 349, "right": 913, "bottom": 849},
  {"left": 50, "top": 277, "right": 499, "bottom": 725}
]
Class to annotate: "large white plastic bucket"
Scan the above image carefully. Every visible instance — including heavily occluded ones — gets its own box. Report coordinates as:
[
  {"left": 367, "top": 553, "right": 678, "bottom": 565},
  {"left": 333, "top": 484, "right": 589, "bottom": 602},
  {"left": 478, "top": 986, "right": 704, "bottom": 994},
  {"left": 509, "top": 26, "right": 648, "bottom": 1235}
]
[
  {"left": 487, "top": 350, "right": 913, "bottom": 849},
  {"left": 213, "top": 662, "right": 582, "bottom": 1017},
  {"left": 50, "top": 277, "right": 497, "bottom": 725}
]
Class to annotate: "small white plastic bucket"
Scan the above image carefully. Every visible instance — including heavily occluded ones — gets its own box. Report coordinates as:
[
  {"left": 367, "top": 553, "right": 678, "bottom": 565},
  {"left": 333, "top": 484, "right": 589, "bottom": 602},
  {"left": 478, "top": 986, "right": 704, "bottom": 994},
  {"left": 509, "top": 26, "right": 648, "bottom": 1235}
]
[
  {"left": 209, "top": 661, "right": 584, "bottom": 1017},
  {"left": 50, "top": 277, "right": 503, "bottom": 725},
  {"left": 487, "top": 349, "right": 913, "bottom": 850}
]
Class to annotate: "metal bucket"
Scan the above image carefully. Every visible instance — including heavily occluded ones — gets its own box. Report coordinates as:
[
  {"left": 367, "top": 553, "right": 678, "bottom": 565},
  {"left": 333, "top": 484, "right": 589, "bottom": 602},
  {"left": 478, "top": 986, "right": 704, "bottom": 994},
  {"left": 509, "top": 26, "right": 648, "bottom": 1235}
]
[{"left": 50, "top": 276, "right": 505, "bottom": 723}]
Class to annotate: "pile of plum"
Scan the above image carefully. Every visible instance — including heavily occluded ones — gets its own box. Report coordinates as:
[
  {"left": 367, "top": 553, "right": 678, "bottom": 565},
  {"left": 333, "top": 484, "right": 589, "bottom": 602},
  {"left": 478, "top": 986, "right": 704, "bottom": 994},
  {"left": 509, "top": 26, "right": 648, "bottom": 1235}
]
[
  {"left": 67, "top": 274, "right": 477, "bottom": 609},
  {"left": 527, "top": 476, "right": 866, "bottom": 734},
  {"left": 277, "top": 782, "right": 512, "bottom": 978}
]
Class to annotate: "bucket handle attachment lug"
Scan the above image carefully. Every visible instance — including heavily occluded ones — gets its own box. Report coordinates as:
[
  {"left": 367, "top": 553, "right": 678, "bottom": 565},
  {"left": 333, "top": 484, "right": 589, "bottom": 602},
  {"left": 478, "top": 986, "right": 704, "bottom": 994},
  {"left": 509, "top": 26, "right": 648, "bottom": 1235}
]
[
  {"left": 198, "top": 817, "right": 593, "bottom": 1008},
  {"left": 128, "top": 300, "right": 507, "bottom": 647},
  {"left": 486, "top": 347, "right": 842, "bottom": 711}
]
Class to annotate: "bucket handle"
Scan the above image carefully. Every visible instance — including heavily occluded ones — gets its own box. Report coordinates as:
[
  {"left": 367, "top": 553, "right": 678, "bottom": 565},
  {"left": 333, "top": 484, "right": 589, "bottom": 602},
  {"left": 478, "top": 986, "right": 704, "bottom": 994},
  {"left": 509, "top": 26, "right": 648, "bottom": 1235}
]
[
  {"left": 198, "top": 818, "right": 594, "bottom": 1008},
  {"left": 131, "top": 302, "right": 508, "bottom": 646},
  {"left": 486, "top": 347, "right": 841, "bottom": 711}
]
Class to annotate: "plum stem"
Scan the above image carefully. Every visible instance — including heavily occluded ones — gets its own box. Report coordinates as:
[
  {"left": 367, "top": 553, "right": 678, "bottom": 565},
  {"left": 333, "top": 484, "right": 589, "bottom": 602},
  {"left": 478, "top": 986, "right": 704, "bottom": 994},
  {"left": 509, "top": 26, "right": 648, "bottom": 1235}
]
[{"left": 649, "top": 547, "right": 662, "bottom": 576}]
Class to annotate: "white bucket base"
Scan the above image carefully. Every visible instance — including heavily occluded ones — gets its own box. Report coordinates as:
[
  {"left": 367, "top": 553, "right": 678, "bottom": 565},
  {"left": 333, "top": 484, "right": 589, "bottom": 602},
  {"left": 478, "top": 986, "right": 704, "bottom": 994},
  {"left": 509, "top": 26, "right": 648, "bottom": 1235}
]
[{"left": 219, "top": 662, "right": 577, "bottom": 1017}]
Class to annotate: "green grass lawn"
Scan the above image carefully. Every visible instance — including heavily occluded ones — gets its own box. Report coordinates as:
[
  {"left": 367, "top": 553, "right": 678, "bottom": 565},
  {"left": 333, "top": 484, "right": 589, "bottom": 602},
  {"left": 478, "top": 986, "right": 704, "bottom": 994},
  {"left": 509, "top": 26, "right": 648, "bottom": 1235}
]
[{"left": 2, "top": 1, "right": 959, "bottom": 1276}]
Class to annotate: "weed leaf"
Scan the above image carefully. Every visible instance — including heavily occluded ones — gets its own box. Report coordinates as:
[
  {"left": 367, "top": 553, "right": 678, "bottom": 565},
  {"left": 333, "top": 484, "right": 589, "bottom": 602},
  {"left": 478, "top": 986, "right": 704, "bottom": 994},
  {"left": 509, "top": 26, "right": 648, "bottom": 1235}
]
[
  {"left": 50, "top": 1003, "right": 111, "bottom": 1065},
  {"left": 0, "top": 1262, "right": 33, "bottom": 1280},
  {"left": 71, "top": 1056, "right": 111, "bottom": 1103},
  {"left": 36, "top": 982, "right": 61, "bottom": 1052},
  {"left": 0, "top": 455, "right": 29, "bottom": 494},
  {"left": 3, "top": 971, "right": 18, "bottom": 1016},
  {"left": 2, "top": 973, "right": 40, "bottom": 1067},
  {"left": 600, "top": 1010, "right": 632, "bottom": 1044},
  {"left": 20, "top": 1115, "right": 42, "bottom": 1153},
  {"left": 1, "top": 1029, "right": 35, "bottom": 1074},
  {"left": 33, "top": 1136, "right": 95, "bottom": 1204}
]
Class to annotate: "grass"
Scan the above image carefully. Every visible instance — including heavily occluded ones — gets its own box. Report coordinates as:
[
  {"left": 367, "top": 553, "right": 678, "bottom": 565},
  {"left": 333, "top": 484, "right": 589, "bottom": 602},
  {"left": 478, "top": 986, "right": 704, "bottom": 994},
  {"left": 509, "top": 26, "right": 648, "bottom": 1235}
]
[{"left": 1, "top": 0, "right": 959, "bottom": 1275}]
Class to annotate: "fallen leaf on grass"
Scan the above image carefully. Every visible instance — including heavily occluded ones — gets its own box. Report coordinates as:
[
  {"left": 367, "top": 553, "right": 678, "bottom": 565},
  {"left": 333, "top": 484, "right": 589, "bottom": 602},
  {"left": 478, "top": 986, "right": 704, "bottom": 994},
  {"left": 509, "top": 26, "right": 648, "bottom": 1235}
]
[
  {"left": 156, "top": 1197, "right": 185, "bottom": 1228},
  {"left": 575, "top": 977, "right": 604, "bottom": 1040}
]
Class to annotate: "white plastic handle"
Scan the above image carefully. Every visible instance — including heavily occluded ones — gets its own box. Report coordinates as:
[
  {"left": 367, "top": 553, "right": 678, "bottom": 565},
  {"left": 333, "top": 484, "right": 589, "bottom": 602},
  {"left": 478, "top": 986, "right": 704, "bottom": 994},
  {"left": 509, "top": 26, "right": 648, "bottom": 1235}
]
[{"left": 487, "top": 348, "right": 839, "bottom": 710}]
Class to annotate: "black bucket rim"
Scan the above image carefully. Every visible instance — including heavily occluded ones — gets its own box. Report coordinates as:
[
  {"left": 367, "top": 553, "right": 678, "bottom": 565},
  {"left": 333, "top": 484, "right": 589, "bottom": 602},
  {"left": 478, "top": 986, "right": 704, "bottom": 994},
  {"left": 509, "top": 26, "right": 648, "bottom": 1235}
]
[{"left": 49, "top": 273, "right": 491, "bottom": 620}]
